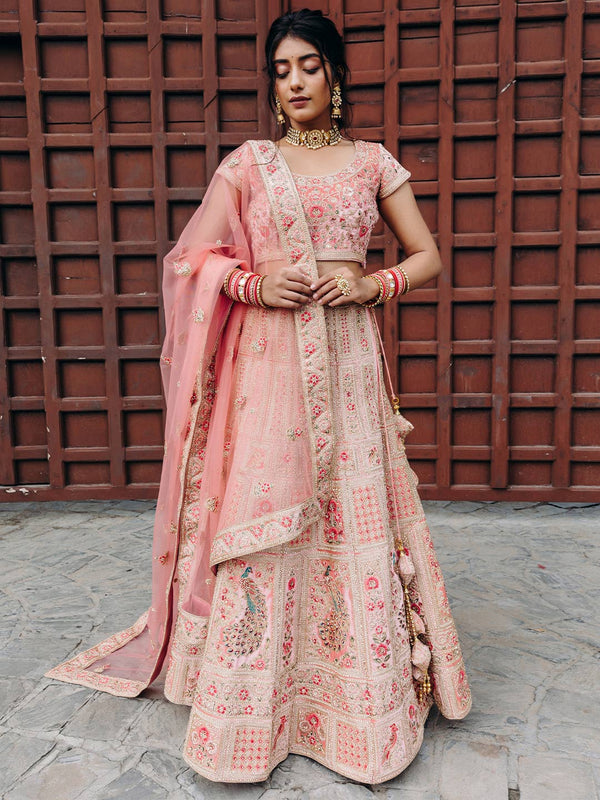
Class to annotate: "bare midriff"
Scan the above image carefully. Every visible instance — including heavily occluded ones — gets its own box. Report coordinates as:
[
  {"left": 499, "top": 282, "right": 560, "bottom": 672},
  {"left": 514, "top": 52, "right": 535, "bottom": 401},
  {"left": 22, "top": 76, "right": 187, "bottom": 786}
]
[{"left": 315, "top": 259, "right": 363, "bottom": 281}]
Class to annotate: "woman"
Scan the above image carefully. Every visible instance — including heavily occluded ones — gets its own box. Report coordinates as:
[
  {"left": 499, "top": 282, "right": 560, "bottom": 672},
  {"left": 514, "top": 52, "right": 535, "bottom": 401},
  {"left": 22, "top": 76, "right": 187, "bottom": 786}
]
[{"left": 47, "top": 9, "right": 471, "bottom": 784}]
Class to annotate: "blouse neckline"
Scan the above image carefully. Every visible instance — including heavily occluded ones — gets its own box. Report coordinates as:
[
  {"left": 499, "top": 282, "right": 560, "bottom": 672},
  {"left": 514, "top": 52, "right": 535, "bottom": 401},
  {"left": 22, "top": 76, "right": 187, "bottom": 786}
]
[{"left": 276, "top": 139, "right": 365, "bottom": 181}]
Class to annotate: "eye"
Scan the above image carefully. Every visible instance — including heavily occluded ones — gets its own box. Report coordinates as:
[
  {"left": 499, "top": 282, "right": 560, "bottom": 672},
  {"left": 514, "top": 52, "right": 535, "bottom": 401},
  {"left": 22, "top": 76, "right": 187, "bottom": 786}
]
[
  {"left": 275, "top": 71, "right": 289, "bottom": 79},
  {"left": 305, "top": 67, "right": 319, "bottom": 74}
]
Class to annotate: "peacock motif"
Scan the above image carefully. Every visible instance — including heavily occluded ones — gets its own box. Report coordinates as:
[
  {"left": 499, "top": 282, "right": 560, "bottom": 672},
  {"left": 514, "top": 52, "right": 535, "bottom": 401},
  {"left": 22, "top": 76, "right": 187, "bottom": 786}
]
[
  {"left": 221, "top": 566, "right": 267, "bottom": 659},
  {"left": 317, "top": 564, "right": 350, "bottom": 652}
]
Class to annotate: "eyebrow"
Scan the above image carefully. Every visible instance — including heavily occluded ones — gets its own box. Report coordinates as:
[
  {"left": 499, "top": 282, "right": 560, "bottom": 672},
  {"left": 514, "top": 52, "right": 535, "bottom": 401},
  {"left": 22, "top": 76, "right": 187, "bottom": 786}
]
[{"left": 273, "top": 52, "right": 321, "bottom": 65}]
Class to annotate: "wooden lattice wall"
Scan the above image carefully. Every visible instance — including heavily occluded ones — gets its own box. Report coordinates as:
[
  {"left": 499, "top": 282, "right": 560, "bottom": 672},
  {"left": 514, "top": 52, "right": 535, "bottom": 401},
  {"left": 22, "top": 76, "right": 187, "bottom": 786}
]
[{"left": 0, "top": 0, "right": 598, "bottom": 501}]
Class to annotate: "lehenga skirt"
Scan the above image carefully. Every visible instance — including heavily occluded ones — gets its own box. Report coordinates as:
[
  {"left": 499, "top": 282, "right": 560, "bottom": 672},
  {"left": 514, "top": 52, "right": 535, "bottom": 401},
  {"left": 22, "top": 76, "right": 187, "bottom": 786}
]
[{"left": 163, "top": 304, "right": 471, "bottom": 784}]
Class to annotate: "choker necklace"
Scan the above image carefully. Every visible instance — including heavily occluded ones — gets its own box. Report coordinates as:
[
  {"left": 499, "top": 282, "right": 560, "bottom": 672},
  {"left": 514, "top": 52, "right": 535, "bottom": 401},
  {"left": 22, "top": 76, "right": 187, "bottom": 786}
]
[{"left": 285, "top": 125, "right": 341, "bottom": 149}]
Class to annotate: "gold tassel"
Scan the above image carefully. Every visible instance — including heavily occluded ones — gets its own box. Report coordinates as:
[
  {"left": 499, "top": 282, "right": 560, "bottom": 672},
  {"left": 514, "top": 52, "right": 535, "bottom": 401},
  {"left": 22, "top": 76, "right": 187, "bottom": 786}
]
[
  {"left": 275, "top": 96, "right": 285, "bottom": 125},
  {"left": 331, "top": 82, "right": 342, "bottom": 120}
]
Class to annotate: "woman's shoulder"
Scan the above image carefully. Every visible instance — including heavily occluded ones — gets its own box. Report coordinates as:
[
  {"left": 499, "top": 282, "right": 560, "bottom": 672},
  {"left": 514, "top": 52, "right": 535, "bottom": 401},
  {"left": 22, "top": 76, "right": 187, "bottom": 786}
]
[
  {"left": 354, "top": 139, "right": 385, "bottom": 154},
  {"left": 217, "top": 140, "right": 277, "bottom": 180}
]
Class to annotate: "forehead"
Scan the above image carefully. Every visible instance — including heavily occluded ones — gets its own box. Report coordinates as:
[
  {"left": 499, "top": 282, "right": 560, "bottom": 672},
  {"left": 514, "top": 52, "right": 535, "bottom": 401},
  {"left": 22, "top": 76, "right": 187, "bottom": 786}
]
[{"left": 273, "top": 35, "right": 321, "bottom": 63}]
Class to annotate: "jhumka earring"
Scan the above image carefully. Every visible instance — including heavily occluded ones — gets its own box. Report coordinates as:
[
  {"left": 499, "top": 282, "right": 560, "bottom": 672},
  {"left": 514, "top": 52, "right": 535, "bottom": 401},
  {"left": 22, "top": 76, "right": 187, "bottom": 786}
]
[
  {"left": 275, "top": 96, "right": 285, "bottom": 125},
  {"left": 331, "top": 82, "right": 342, "bottom": 120}
]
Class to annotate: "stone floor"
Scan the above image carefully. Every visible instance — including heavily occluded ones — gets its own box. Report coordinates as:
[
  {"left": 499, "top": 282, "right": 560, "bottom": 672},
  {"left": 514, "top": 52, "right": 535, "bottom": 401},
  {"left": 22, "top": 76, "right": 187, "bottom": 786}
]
[{"left": 0, "top": 500, "right": 599, "bottom": 800}]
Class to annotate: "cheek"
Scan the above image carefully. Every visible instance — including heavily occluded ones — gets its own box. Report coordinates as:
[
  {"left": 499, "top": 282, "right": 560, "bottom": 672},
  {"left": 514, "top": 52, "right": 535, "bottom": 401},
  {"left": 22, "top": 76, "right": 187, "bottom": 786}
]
[{"left": 313, "top": 80, "right": 331, "bottom": 107}]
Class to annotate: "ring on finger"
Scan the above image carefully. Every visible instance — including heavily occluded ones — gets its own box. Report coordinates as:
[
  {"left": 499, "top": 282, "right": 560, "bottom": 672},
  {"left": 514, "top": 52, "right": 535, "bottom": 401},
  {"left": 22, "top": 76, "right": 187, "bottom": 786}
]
[{"left": 334, "top": 274, "right": 352, "bottom": 296}]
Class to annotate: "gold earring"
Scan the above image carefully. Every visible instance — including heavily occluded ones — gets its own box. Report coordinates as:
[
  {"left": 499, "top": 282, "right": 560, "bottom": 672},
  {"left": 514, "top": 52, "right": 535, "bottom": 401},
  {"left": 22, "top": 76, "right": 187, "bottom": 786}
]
[
  {"left": 331, "top": 82, "right": 342, "bottom": 120},
  {"left": 275, "top": 96, "right": 285, "bottom": 125}
]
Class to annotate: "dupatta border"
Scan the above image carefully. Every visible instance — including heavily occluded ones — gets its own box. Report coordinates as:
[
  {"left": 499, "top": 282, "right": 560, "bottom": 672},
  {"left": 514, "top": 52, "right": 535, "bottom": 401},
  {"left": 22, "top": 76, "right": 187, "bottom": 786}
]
[
  {"left": 248, "top": 139, "right": 334, "bottom": 510},
  {"left": 44, "top": 611, "right": 149, "bottom": 697},
  {"left": 210, "top": 496, "right": 321, "bottom": 567}
]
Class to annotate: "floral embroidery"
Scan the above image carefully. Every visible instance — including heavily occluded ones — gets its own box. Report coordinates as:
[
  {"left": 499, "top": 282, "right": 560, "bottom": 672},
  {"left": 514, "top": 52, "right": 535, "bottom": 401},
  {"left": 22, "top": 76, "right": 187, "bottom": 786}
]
[
  {"left": 297, "top": 711, "right": 326, "bottom": 753},
  {"left": 288, "top": 141, "right": 410, "bottom": 267},
  {"left": 174, "top": 260, "right": 192, "bottom": 276},
  {"left": 251, "top": 337, "right": 267, "bottom": 352},
  {"left": 252, "top": 482, "right": 271, "bottom": 496},
  {"left": 154, "top": 551, "right": 169, "bottom": 565},
  {"left": 234, "top": 395, "right": 246, "bottom": 408},
  {"left": 286, "top": 427, "right": 303, "bottom": 439},
  {"left": 205, "top": 496, "right": 219, "bottom": 512},
  {"left": 193, "top": 307, "right": 205, "bottom": 323}
]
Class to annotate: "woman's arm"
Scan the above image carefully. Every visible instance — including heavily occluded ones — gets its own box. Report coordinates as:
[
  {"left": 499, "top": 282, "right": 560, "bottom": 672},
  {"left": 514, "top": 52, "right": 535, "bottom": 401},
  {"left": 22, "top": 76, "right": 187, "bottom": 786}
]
[{"left": 378, "top": 181, "right": 442, "bottom": 290}]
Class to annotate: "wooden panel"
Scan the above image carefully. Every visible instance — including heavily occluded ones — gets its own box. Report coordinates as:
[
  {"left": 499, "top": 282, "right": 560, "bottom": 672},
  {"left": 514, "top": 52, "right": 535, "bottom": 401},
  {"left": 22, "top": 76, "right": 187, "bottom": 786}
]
[{"left": 1, "top": 0, "right": 598, "bottom": 501}]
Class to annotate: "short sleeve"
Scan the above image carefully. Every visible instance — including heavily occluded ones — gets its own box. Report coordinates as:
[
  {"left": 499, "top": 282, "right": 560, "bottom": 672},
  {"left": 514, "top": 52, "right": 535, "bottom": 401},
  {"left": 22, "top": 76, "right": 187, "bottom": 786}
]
[{"left": 377, "top": 144, "right": 411, "bottom": 200}]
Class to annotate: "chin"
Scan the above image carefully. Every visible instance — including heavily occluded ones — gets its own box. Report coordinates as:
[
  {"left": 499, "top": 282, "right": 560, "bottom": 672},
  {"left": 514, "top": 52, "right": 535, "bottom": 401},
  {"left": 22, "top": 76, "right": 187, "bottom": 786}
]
[{"left": 287, "top": 110, "right": 329, "bottom": 128}]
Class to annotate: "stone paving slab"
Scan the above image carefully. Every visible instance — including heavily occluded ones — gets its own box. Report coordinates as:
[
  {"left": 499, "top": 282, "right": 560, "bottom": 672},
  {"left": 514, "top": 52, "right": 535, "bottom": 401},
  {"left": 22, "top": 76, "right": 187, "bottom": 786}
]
[{"left": 1, "top": 500, "right": 599, "bottom": 800}]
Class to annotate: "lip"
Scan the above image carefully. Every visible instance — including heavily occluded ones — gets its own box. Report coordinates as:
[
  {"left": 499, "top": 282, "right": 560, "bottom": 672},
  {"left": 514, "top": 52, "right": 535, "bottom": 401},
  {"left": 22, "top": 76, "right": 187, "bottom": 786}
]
[{"left": 290, "top": 97, "right": 309, "bottom": 106}]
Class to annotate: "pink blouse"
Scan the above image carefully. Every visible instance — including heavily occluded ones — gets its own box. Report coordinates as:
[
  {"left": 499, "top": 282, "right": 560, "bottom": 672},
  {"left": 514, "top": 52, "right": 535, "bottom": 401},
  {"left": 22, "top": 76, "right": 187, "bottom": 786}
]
[
  {"left": 292, "top": 139, "right": 411, "bottom": 267},
  {"left": 217, "top": 139, "right": 410, "bottom": 269}
]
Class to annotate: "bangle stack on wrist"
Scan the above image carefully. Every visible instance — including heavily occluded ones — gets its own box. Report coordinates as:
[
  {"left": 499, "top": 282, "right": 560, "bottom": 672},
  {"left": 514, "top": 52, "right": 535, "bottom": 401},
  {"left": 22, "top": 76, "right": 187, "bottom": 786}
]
[
  {"left": 223, "top": 267, "right": 268, "bottom": 308},
  {"left": 362, "top": 264, "right": 410, "bottom": 307}
]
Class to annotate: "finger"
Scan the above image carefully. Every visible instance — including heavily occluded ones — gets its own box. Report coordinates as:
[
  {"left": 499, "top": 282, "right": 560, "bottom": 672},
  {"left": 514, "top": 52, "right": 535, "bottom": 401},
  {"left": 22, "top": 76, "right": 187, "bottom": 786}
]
[
  {"left": 286, "top": 280, "right": 313, "bottom": 295},
  {"left": 327, "top": 294, "right": 354, "bottom": 307},
  {"left": 273, "top": 297, "right": 304, "bottom": 309},
  {"left": 317, "top": 288, "right": 341, "bottom": 305},
  {"left": 310, "top": 274, "right": 335, "bottom": 293},
  {"left": 284, "top": 270, "right": 312, "bottom": 287},
  {"left": 282, "top": 290, "right": 310, "bottom": 304},
  {"left": 313, "top": 278, "right": 338, "bottom": 301}
]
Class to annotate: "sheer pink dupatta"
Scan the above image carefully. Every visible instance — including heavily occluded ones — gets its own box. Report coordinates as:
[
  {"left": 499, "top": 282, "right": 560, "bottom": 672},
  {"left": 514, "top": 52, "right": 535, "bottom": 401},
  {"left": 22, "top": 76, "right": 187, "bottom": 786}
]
[{"left": 46, "top": 164, "right": 253, "bottom": 696}]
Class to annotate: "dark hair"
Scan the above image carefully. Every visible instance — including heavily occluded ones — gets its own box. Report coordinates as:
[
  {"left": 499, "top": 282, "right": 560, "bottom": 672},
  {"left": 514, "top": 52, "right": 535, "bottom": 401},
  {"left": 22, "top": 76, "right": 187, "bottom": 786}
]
[{"left": 265, "top": 8, "right": 352, "bottom": 133}]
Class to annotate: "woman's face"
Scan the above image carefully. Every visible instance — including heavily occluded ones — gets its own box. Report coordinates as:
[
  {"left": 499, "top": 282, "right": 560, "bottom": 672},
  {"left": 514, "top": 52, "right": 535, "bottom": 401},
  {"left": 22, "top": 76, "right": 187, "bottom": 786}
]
[{"left": 273, "top": 35, "right": 333, "bottom": 130}]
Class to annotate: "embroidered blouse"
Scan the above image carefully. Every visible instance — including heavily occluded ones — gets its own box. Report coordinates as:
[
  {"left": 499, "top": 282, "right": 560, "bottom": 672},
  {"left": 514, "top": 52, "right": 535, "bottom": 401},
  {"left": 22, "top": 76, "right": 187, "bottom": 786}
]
[
  {"left": 292, "top": 140, "right": 410, "bottom": 267},
  {"left": 217, "top": 139, "right": 410, "bottom": 269}
]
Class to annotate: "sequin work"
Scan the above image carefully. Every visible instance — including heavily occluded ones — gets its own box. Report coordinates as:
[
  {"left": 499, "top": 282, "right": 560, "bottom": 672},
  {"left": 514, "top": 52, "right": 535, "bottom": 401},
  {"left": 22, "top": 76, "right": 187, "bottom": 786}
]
[
  {"left": 170, "top": 305, "right": 471, "bottom": 783},
  {"left": 292, "top": 140, "right": 411, "bottom": 267}
]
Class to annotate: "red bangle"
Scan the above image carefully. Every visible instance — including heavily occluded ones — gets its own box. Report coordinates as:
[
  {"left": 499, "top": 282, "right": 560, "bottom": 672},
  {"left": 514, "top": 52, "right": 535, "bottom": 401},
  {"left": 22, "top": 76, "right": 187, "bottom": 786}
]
[
  {"left": 389, "top": 265, "right": 409, "bottom": 295},
  {"left": 253, "top": 275, "right": 262, "bottom": 306},
  {"left": 247, "top": 274, "right": 259, "bottom": 305},
  {"left": 228, "top": 269, "right": 243, "bottom": 300},
  {"left": 389, "top": 267, "right": 404, "bottom": 297}
]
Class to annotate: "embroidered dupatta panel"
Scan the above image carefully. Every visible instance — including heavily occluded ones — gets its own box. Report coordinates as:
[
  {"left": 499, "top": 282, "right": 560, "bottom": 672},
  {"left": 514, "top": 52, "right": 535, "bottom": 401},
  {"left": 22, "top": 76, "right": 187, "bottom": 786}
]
[{"left": 47, "top": 140, "right": 471, "bottom": 782}]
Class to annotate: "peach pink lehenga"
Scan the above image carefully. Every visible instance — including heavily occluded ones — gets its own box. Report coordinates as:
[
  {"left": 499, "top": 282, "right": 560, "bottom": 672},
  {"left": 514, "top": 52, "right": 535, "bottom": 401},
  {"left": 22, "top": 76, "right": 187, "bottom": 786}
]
[{"left": 47, "top": 138, "right": 471, "bottom": 783}]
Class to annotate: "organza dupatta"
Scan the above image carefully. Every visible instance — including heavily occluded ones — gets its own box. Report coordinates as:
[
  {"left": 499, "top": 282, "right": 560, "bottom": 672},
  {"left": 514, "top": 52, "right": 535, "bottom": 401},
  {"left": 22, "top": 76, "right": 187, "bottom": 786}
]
[{"left": 46, "top": 141, "right": 335, "bottom": 696}]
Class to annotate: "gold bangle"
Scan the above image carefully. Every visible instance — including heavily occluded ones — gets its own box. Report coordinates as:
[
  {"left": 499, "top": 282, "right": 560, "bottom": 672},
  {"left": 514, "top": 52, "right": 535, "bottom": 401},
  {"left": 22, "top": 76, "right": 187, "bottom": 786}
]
[
  {"left": 223, "top": 267, "right": 239, "bottom": 299},
  {"left": 256, "top": 275, "right": 268, "bottom": 308},
  {"left": 237, "top": 273, "right": 249, "bottom": 303},
  {"left": 361, "top": 274, "right": 385, "bottom": 307},
  {"left": 397, "top": 265, "right": 410, "bottom": 294}
]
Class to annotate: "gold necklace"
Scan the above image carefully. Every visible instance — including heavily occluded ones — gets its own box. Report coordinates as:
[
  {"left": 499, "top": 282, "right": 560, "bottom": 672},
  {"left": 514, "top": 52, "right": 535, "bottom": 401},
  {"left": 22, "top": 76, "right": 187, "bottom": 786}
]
[{"left": 285, "top": 125, "right": 342, "bottom": 149}]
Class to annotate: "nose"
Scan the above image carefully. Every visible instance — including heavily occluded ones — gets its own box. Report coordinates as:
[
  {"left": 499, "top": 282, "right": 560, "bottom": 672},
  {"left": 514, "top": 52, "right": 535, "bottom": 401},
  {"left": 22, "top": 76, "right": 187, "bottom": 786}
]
[{"left": 289, "top": 64, "right": 304, "bottom": 92}]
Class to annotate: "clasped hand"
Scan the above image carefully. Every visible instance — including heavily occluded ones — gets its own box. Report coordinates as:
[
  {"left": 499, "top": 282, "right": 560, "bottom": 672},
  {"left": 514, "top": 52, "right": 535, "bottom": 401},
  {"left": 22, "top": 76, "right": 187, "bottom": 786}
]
[{"left": 260, "top": 266, "right": 378, "bottom": 309}]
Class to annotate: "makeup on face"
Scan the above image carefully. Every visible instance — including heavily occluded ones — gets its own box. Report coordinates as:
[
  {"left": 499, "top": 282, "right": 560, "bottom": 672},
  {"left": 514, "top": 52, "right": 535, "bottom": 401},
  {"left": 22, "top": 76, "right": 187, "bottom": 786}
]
[{"left": 273, "top": 37, "right": 333, "bottom": 130}]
